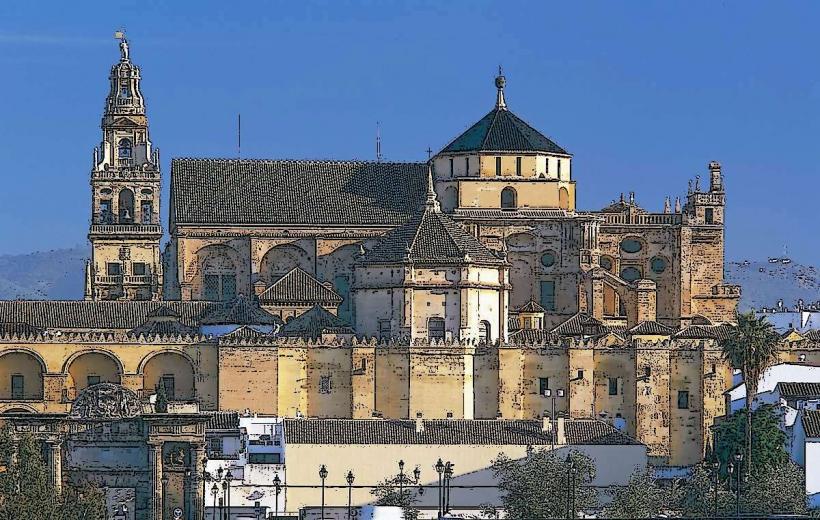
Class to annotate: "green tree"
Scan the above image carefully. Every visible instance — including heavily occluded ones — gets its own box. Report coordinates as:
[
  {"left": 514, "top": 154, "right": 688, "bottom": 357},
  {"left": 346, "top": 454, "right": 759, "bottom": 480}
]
[
  {"left": 742, "top": 461, "right": 806, "bottom": 516},
  {"left": 490, "top": 450, "right": 596, "bottom": 519},
  {"left": 677, "top": 463, "right": 735, "bottom": 518},
  {"left": 713, "top": 404, "right": 788, "bottom": 475},
  {"left": 0, "top": 425, "right": 105, "bottom": 520},
  {"left": 370, "top": 477, "right": 420, "bottom": 520},
  {"left": 719, "top": 310, "right": 781, "bottom": 477},
  {"left": 602, "top": 471, "right": 675, "bottom": 519}
]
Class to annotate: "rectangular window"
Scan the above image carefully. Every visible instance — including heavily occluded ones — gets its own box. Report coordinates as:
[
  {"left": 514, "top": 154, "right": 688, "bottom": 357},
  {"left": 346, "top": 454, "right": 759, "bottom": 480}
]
[
  {"left": 132, "top": 262, "right": 147, "bottom": 276},
  {"left": 465, "top": 157, "right": 469, "bottom": 175},
  {"left": 11, "top": 375, "right": 24, "bottom": 399},
  {"left": 378, "top": 319, "right": 391, "bottom": 339},
  {"left": 248, "top": 453, "right": 281, "bottom": 464},
  {"left": 495, "top": 156, "right": 502, "bottom": 176},
  {"left": 106, "top": 262, "right": 122, "bottom": 276},
  {"left": 161, "top": 375, "right": 175, "bottom": 400},
  {"left": 705, "top": 208, "right": 714, "bottom": 224},
  {"left": 428, "top": 317, "right": 446, "bottom": 340},
  {"left": 539, "top": 377, "right": 549, "bottom": 396},
  {"left": 678, "top": 390, "right": 690, "bottom": 409},
  {"left": 99, "top": 199, "right": 112, "bottom": 224},
  {"left": 557, "top": 159, "right": 562, "bottom": 176},
  {"left": 221, "top": 275, "right": 237, "bottom": 301},
  {"left": 608, "top": 377, "right": 619, "bottom": 396},
  {"left": 319, "top": 375, "right": 332, "bottom": 394},
  {"left": 545, "top": 157, "right": 549, "bottom": 174},
  {"left": 516, "top": 157, "right": 522, "bottom": 176},
  {"left": 539, "top": 280, "right": 556, "bottom": 312},
  {"left": 449, "top": 158, "right": 454, "bottom": 176},
  {"left": 576, "top": 369, "right": 584, "bottom": 380},
  {"left": 87, "top": 375, "right": 101, "bottom": 387},
  {"left": 204, "top": 275, "right": 220, "bottom": 300},
  {"left": 208, "top": 436, "right": 222, "bottom": 454}
]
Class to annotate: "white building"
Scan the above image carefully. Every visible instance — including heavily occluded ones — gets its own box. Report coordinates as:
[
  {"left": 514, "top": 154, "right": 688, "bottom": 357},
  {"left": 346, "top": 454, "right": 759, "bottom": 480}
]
[
  {"left": 724, "top": 363, "right": 820, "bottom": 414},
  {"left": 790, "top": 409, "right": 820, "bottom": 507}
]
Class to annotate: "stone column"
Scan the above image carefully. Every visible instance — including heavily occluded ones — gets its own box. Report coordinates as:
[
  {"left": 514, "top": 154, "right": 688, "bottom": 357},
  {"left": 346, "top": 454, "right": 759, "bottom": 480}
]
[
  {"left": 148, "top": 441, "right": 164, "bottom": 520},
  {"left": 45, "top": 439, "right": 62, "bottom": 496},
  {"left": 188, "top": 442, "right": 207, "bottom": 520}
]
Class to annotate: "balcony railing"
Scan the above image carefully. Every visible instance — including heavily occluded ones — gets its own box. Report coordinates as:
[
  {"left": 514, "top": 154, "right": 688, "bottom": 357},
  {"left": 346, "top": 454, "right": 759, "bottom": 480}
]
[
  {"left": 589, "top": 212, "right": 684, "bottom": 226},
  {"left": 89, "top": 224, "right": 162, "bottom": 235},
  {"left": 95, "top": 274, "right": 155, "bottom": 285}
]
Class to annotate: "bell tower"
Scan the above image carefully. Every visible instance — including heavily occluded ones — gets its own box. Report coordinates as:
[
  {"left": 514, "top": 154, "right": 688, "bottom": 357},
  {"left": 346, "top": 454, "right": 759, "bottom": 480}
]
[{"left": 85, "top": 35, "right": 163, "bottom": 301}]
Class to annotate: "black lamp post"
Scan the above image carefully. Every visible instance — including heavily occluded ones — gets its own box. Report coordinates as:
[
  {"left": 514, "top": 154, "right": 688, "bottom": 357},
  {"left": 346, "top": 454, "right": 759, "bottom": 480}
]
[
  {"left": 712, "top": 461, "right": 720, "bottom": 518},
  {"left": 211, "top": 483, "right": 219, "bottom": 520},
  {"left": 398, "top": 460, "right": 405, "bottom": 498},
  {"left": 443, "top": 462, "right": 453, "bottom": 515},
  {"left": 225, "top": 470, "right": 234, "bottom": 520},
  {"left": 319, "top": 464, "right": 328, "bottom": 520},
  {"left": 201, "top": 457, "right": 209, "bottom": 520},
  {"left": 435, "top": 458, "right": 444, "bottom": 518},
  {"left": 564, "top": 454, "right": 577, "bottom": 520},
  {"left": 273, "top": 473, "right": 281, "bottom": 520},
  {"left": 733, "top": 452, "right": 743, "bottom": 517},
  {"left": 346, "top": 470, "right": 355, "bottom": 520},
  {"left": 221, "top": 482, "right": 228, "bottom": 520}
]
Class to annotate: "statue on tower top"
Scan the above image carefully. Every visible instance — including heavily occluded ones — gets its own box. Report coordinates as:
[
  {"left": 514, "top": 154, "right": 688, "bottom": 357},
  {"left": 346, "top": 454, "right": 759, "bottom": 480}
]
[{"left": 115, "top": 30, "right": 129, "bottom": 61}]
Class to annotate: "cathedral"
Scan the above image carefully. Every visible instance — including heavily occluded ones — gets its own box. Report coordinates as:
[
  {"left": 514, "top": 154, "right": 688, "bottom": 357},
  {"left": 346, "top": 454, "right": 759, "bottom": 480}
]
[{"left": 3, "top": 37, "right": 811, "bottom": 495}]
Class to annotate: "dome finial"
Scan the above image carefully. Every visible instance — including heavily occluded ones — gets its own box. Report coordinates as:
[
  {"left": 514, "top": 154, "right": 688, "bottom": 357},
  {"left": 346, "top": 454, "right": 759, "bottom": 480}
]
[
  {"left": 495, "top": 66, "right": 507, "bottom": 110},
  {"left": 115, "top": 30, "right": 129, "bottom": 61}
]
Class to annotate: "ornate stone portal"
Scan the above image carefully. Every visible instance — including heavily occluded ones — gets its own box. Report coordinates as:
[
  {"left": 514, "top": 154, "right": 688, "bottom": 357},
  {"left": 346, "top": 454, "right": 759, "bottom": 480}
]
[{"left": 5, "top": 383, "right": 209, "bottom": 520}]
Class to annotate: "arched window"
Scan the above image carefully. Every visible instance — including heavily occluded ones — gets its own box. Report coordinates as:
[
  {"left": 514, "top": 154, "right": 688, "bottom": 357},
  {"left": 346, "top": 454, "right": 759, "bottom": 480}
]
[
  {"left": 479, "top": 320, "right": 492, "bottom": 344},
  {"left": 501, "top": 187, "right": 517, "bottom": 209},
  {"left": 558, "top": 187, "right": 570, "bottom": 210},
  {"left": 203, "top": 255, "right": 237, "bottom": 301},
  {"left": 620, "top": 266, "right": 642, "bottom": 282},
  {"left": 118, "top": 189, "right": 135, "bottom": 223},
  {"left": 428, "top": 317, "right": 445, "bottom": 340},
  {"left": 118, "top": 138, "right": 132, "bottom": 159}
]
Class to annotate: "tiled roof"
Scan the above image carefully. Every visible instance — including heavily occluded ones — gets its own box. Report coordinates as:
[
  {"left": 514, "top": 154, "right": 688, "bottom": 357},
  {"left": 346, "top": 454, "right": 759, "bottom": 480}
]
[
  {"left": 551, "top": 313, "right": 609, "bottom": 337},
  {"left": 283, "top": 419, "right": 639, "bottom": 446},
  {"left": 129, "top": 318, "right": 199, "bottom": 337},
  {"left": 147, "top": 305, "right": 181, "bottom": 318},
  {"left": 517, "top": 300, "right": 546, "bottom": 313},
  {"left": 280, "top": 305, "right": 353, "bottom": 339},
  {"left": 673, "top": 324, "right": 735, "bottom": 340},
  {"left": 508, "top": 329, "right": 560, "bottom": 343},
  {"left": 0, "top": 301, "right": 215, "bottom": 330},
  {"left": 199, "top": 296, "right": 279, "bottom": 326},
  {"left": 802, "top": 410, "right": 820, "bottom": 437},
  {"left": 777, "top": 382, "right": 820, "bottom": 399},
  {"left": 440, "top": 108, "right": 568, "bottom": 155},
  {"left": 507, "top": 316, "right": 520, "bottom": 332},
  {"left": 628, "top": 321, "right": 675, "bottom": 336},
  {"left": 220, "top": 325, "right": 274, "bottom": 341},
  {"left": 171, "top": 159, "right": 427, "bottom": 226},
  {"left": 205, "top": 411, "right": 240, "bottom": 431},
  {"left": 259, "top": 268, "right": 342, "bottom": 305},
  {"left": 361, "top": 206, "right": 504, "bottom": 266},
  {"left": 803, "top": 330, "right": 820, "bottom": 341}
]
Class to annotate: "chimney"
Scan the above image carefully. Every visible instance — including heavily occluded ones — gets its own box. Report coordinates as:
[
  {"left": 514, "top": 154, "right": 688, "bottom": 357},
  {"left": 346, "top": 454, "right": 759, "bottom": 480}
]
[
  {"left": 541, "top": 415, "right": 553, "bottom": 433},
  {"left": 415, "top": 414, "right": 425, "bottom": 434},
  {"left": 556, "top": 417, "right": 567, "bottom": 445}
]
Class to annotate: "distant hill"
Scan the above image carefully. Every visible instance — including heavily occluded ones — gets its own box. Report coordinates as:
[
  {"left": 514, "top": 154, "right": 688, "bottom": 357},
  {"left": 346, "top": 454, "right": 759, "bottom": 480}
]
[
  {"left": 0, "top": 245, "right": 815, "bottom": 310},
  {"left": 726, "top": 259, "right": 820, "bottom": 311},
  {"left": 0, "top": 246, "right": 87, "bottom": 300}
]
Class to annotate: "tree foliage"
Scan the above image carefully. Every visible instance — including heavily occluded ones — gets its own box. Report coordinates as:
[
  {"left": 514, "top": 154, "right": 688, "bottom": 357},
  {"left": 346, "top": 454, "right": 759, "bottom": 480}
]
[
  {"left": 0, "top": 425, "right": 105, "bottom": 520},
  {"left": 154, "top": 381, "right": 169, "bottom": 413},
  {"left": 370, "top": 476, "right": 420, "bottom": 520},
  {"left": 602, "top": 471, "right": 676, "bottom": 519},
  {"left": 713, "top": 404, "right": 788, "bottom": 476},
  {"left": 720, "top": 310, "right": 782, "bottom": 475},
  {"left": 490, "top": 449, "right": 596, "bottom": 519}
]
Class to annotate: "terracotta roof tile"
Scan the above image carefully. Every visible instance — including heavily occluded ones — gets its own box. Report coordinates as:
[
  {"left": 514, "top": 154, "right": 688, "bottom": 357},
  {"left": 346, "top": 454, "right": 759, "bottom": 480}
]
[{"left": 259, "top": 268, "right": 342, "bottom": 306}]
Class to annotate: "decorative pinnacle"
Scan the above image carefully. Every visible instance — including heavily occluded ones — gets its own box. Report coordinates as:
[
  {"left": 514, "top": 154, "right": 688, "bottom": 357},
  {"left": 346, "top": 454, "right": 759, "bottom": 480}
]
[
  {"left": 424, "top": 163, "right": 440, "bottom": 212},
  {"left": 495, "top": 66, "right": 507, "bottom": 110},
  {"left": 115, "top": 30, "right": 129, "bottom": 61}
]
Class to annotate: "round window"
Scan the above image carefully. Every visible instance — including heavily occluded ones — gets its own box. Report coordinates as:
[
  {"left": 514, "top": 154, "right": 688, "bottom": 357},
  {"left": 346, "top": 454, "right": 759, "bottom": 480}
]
[
  {"left": 620, "top": 239, "right": 643, "bottom": 254},
  {"left": 541, "top": 251, "right": 556, "bottom": 268},
  {"left": 651, "top": 257, "right": 667, "bottom": 274},
  {"left": 600, "top": 256, "right": 613, "bottom": 272},
  {"left": 621, "top": 266, "right": 641, "bottom": 282}
]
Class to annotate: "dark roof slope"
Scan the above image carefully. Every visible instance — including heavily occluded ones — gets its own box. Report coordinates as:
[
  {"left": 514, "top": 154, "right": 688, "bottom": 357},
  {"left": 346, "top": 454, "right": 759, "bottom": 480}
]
[
  {"left": 440, "top": 108, "right": 568, "bottom": 155},
  {"left": 361, "top": 206, "right": 503, "bottom": 266},
  {"left": 802, "top": 410, "right": 820, "bottom": 437},
  {"left": 0, "top": 301, "right": 215, "bottom": 330},
  {"left": 205, "top": 411, "right": 240, "bottom": 431},
  {"left": 259, "top": 268, "right": 342, "bottom": 305},
  {"left": 778, "top": 382, "right": 820, "bottom": 399},
  {"left": 551, "top": 313, "right": 609, "bottom": 337},
  {"left": 628, "top": 321, "right": 675, "bottom": 336},
  {"left": 283, "top": 419, "right": 639, "bottom": 446},
  {"left": 280, "top": 305, "right": 353, "bottom": 339},
  {"left": 171, "top": 159, "right": 427, "bottom": 226},
  {"left": 199, "top": 295, "right": 279, "bottom": 326},
  {"left": 508, "top": 329, "right": 560, "bottom": 343},
  {"left": 673, "top": 324, "right": 735, "bottom": 340},
  {"left": 517, "top": 299, "right": 546, "bottom": 313}
]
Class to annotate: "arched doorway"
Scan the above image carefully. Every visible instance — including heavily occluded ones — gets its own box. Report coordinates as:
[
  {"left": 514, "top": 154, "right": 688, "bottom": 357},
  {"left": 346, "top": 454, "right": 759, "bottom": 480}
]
[
  {"left": 558, "top": 187, "right": 570, "bottom": 210},
  {"left": 142, "top": 352, "right": 196, "bottom": 401},
  {"left": 501, "top": 187, "right": 517, "bottom": 209},
  {"left": 65, "top": 352, "right": 122, "bottom": 400},
  {"left": 0, "top": 351, "right": 44, "bottom": 400}
]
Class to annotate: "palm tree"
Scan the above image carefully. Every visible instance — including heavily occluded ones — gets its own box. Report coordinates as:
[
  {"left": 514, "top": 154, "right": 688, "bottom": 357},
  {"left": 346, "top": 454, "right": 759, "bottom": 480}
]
[{"left": 719, "top": 311, "right": 781, "bottom": 477}]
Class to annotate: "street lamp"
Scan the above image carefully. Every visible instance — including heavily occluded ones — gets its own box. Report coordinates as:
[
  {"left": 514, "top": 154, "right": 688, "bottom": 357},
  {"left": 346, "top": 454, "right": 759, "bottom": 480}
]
[
  {"left": 225, "top": 470, "right": 234, "bottom": 520},
  {"left": 398, "top": 460, "right": 405, "bottom": 498},
  {"left": 733, "top": 452, "right": 743, "bottom": 517},
  {"left": 443, "top": 462, "right": 454, "bottom": 515},
  {"left": 544, "top": 388, "right": 565, "bottom": 452},
  {"left": 211, "top": 483, "right": 219, "bottom": 520},
  {"left": 273, "top": 473, "right": 281, "bottom": 520},
  {"left": 435, "top": 458, "right": 444, "bottom": 518},
  {"left": 346, "top": 470, "right": 355, "bottom": 520},
  {"left": 221, "top": 482, "right": 228, "bottom": 520},
  {"left": 565, "top": 454, "right": 575, "bottom": 520},
  {"left": 319, "top": 465, "right": 328, "bottom": 520}
]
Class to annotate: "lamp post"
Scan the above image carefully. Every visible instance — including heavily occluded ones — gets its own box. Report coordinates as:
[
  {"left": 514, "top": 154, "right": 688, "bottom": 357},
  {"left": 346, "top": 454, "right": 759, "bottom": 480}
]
[
  {"left": 398, "top": 460, "right": 405, "bottom": 499},
  {"left": 273, "top": 473, "right": 281, "bottom": 520},
  {"left": 443, "top": 462, "right": 453, "bottom": 515},
  {"left": 211, "top": 483, "right": 219, "bottom": 520},
  {"left": 733, "top": 452, "right": 743, "bottom": 517},
  {"left": 225, "top": 470, "right": 234, "bottom": 520},
  {"left": 221, "top": 482, "right": 228, "bottom": 520},
  {"left": 435, "top": 458, "right": 444, "bottom": 518},
  {"left": 202, "top": 457, "right": 209, "bottom": 520},
  {"left": 319, "top": 465, "right": 328, "bottom": 520},
  {"left": 346, "top": 470, "right": 355, "bottom": 520},
  {"left": 711, "top": 462, "right": 720, "bottom": 518}
]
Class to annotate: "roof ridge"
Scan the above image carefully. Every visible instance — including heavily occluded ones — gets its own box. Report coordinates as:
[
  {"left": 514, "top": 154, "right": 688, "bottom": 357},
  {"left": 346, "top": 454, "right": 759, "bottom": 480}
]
[
  {"left": 172, "top": 157, "right": 426, "bottom": 166},
  {"left": 480, "top": 108, "right": 502, "bottom": 150}
]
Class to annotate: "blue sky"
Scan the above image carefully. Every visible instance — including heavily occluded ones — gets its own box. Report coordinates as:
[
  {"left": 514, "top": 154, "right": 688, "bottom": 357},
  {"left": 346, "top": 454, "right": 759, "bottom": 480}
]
[{"left": 0, "top": 1, "right": 818, "bottom": 261}]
